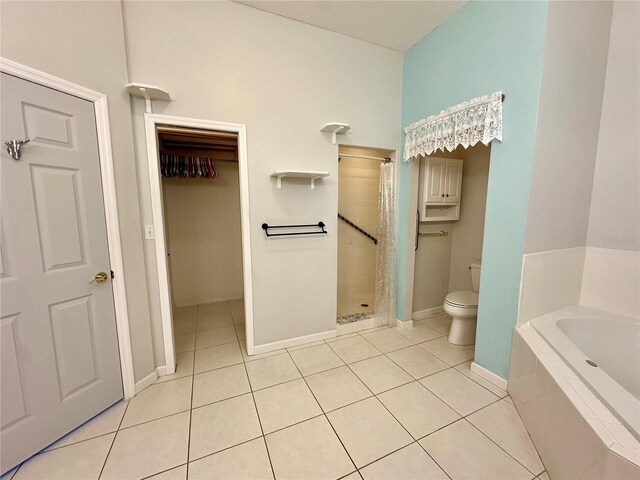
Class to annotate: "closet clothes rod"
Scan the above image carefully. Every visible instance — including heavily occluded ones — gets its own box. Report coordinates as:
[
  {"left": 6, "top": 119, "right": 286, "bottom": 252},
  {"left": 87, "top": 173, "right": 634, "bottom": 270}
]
[{"left": 262, "top": 222, "right": 327, "bottom": 238}]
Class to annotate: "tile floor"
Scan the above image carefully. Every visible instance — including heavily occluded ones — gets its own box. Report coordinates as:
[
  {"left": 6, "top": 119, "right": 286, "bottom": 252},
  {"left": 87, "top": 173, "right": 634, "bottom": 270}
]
[
  {"left": 5, "top": 306, "right": 549, "bottom": 480},
  {"left": 337, "top": 298, "right": 374, "bottom": 324}
]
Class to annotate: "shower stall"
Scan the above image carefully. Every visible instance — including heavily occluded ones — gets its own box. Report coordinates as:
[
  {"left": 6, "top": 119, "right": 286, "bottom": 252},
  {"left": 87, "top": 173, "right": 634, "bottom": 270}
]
[{"left": 337, "top": 146, "right": 396, "bottom": 329}]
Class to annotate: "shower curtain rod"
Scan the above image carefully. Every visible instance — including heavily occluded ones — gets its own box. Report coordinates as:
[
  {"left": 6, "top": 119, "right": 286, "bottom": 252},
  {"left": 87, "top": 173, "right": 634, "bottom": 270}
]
[{"left": 338, "top": 153, "right": 393, "bottom": 163}]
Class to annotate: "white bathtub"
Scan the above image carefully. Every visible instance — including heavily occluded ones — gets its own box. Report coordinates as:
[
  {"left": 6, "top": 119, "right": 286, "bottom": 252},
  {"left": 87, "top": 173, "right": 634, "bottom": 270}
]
[{"left": 531, "top": 305, "right": 640, "bottom": 440}]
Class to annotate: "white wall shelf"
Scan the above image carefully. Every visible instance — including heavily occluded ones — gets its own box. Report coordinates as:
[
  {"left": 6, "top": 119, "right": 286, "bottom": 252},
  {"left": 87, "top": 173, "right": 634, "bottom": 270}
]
[
  {"left": 320, "top": 122, "right": 350, "bottom": 144},
  {"left": 125, "top": 82, "right": 170, "bottom": 113},
  {"left": 271, "top": 170, "right": 329, "bottom": 190}
]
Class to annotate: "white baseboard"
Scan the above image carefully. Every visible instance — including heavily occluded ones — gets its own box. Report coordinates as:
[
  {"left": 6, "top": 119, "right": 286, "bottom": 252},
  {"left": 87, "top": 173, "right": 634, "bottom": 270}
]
[
  {"left": 412, "top": 306, "right": 444, "bottom": 320},
  {"left": 395, "top": 318, "right": 414, "bottom": 329},
  {"left": 134, "top": 369, "right": 159, "bottom": 395},
  {"left": 253, "top": 330, "right": 336, "bottom": 355},
  {"left": 470, "top": 362, "right": 508, "bottom": 390}
]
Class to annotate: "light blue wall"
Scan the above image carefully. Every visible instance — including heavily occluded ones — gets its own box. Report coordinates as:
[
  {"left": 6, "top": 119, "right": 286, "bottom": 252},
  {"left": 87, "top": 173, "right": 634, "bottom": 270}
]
[{"left": 398, "top": 1, "right": 549, "bottom": 379}]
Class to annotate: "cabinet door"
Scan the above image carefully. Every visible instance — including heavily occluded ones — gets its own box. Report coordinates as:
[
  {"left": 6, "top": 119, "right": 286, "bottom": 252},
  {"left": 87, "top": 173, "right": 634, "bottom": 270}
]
[
  {"left": 444, "top": 159, "right": 463, "bottom": 203},
  {"left": 424, "top": 157, "right": 446, "bottom": 202}
]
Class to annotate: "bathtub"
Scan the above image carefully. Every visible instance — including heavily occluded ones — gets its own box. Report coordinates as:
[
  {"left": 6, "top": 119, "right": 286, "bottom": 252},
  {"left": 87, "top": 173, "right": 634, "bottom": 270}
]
[
  {"left": 510, "top": 305, "right": 640, "bottom": 478},
  {"left": 531, "top": 305, "right": 640, "bottom": 440}
]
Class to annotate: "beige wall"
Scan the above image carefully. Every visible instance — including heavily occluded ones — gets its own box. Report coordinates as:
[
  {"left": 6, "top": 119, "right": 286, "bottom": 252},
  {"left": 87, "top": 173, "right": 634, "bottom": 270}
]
[
  {"left": 449, "top": 144, "right": 490, "bottom": 292},
  {"left": 412, "top": 144, "right": 489, "bottom": 313},
  {"left": 122, "top": 1, "right": 403, "bottom": 347},
  {"left": 0, "top": 1, "right": 156, "bottom": 382},
  {"left": 163, "top": 163, "right": 244, "bottom": 307},
  {"left": 337, "top": 147, "right": 383, "bottom": 308},
  {"left": 524, "top": 1, "right": 613, "bottom": 253},
  {"left": 587, "top": 1, "right": 640, "bottom": 252}
]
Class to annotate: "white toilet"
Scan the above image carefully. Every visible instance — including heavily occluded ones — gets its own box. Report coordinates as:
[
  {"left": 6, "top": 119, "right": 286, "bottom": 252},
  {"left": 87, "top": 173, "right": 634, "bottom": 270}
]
[{"left": 443, "top": 262, "right": 481, "bottom": 345}]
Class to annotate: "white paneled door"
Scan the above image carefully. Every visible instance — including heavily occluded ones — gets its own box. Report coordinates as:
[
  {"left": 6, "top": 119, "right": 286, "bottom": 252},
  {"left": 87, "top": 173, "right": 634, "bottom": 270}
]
[{"left": 0, "top": 73, "right": 123, "bottom": 473}]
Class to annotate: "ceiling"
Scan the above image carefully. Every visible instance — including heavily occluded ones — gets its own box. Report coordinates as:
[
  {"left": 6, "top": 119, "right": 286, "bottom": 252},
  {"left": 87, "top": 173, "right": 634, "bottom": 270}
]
[{"left": 233, "top": 1, "right": 467, "bottom": 52}]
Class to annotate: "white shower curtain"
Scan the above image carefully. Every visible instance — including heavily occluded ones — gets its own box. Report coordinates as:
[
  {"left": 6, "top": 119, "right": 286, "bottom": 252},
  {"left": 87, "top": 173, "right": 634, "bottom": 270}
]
[{"left": 373, "top": 161, "right": 397, "bottom": 327}]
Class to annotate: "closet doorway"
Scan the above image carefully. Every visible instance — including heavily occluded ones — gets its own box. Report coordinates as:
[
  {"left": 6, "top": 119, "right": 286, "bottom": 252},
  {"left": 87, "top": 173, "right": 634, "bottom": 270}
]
[{"left": 144, "top": 115, "right": 253, "bottom": 376}]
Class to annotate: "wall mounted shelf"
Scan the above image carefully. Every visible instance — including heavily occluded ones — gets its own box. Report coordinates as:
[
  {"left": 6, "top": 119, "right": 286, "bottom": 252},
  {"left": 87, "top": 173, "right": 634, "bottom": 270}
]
[
  {"left": 125, "top": 82, "right": 171, "bottom": 113},
  {"left": 271, "top": 170, "right": 329, "bottom": 189},
  {"left": 320, "top": 122, "right": 350, "bottom": 144}
]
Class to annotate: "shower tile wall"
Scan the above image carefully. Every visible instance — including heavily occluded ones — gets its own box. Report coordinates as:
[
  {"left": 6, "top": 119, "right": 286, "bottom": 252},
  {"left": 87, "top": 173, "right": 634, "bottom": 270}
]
[{"left": 337, "top": 156, "right": 380, "bottom": 320}]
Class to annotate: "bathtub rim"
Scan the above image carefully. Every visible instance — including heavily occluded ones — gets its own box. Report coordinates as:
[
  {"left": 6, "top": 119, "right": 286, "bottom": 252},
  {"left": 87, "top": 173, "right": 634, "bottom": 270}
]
[{"left": 531, "top": 305, "right": 639, "bottom": 441}]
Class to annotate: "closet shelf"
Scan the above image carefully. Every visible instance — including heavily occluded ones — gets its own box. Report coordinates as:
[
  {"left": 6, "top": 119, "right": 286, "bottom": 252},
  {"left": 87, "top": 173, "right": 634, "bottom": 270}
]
[{"left": 271, "top": 170, "right": 329, "bottom": 190}]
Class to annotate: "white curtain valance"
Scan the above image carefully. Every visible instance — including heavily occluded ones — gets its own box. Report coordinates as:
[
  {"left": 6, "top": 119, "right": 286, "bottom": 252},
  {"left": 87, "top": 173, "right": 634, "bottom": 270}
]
[{"left": 403, "top": 91, "right": 503, "bottom": 162}]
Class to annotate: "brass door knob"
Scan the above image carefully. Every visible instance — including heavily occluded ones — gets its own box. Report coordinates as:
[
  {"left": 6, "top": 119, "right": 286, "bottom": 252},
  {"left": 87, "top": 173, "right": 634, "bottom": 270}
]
[{"left": 90, "top": 272, "right": 109, "bottom": 284}]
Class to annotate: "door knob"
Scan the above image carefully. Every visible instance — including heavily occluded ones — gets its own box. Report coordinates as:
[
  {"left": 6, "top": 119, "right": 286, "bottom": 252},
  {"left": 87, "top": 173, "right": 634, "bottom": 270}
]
[
  {"left": 90, "top": 272, "right": 109, "bottom": 284},
  {"left": 4, "top": 138, "right": 30, "bottom": 160}
]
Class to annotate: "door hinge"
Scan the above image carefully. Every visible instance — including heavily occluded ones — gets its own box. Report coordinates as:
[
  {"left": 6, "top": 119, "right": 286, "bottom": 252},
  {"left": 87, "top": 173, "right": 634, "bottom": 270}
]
[{"left": 111, "top": 270, "right": 115, "bottom": 279}]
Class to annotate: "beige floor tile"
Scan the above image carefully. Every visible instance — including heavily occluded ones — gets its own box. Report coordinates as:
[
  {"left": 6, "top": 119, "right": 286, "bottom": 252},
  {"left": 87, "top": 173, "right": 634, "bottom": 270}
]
[
  {"left": 386, "top": 345, "right": 449, "bottom": 379},
  {"left": 174, "top": 306, "right": 197, "bottom": 322},
  {"left": 240, "top": 342, "right": 286, "bottom": 362},
  {"left": 121, "top": 377, "right": 192, "bottom": 429},
  {"left": 195, "top": 325, "right": 238, "bottom": 350},
  {"left": 286, "top": 340, "right": 326, "bottom": 352},
  {"left": 420, "top": 368, "right": 498, "bottom": 416},
  {"left": 245, "top": 353, "right": 301, "bottom": 391},
  {"left": 349, "top": 355, "right": 413, "bottom": 394},
  {"left": 147, "top": 465, "right": 187, "bottom": 480},
  {"left": 419, "top": 337, "right": 474, "bottom": 366},
  {"left": 377, "top": 382, "right": 460, "bottom": 439},
  {"left": 175, "top": 333, "right": 196, "bottom": 354},
  {"left": 305, "top": 366, "right": 372, "bottom": 412},
  {"left": 266, "top": 416, "right": 355, "bottom": 479},
  {"left": 196, "top": 313, "right": 233, "bottom": 332},
  {"left": 102, "top": 412, "right": 190, "bottom": 480},
  {"left": 468, "top": 399, "right": 544, "bottom": 475},
  {"left": 233, "top": 312, "right": 245, "bottom": 325},
  {"left": 417, "top": 314, "right": 451, "bottom": 335},
  {"left": 361, "top": 329, "right": 413, "bottom": 353},
  {"left": 189, "top": 394, "right": 262, "bottom": 461},
  {"left": 419, "top": 420, "right": 532, "bottom": 480},
  {"left": 327, "top": 397, "right": 412, "bottom": 468},
  {"left": 327, "top": 336, "right": 382, "bottom": 364},
  {"left": 194, "top": 342, "right": 243, "bottom": 374},
  {"left": 360, "top": 443, "right": 448, "bottom": 480},
  {"left": 156, "top": 352, "right": 195, "bottom": 384},
  {"left": 192, "top": 363, "right": 251, "bottom": 408},
  {"left": 340, "top": 472, "right": 363, "bottom": 480},
  {"left": 393, "top": 324, "right": 443, "bottom": 344},
  {"left": 14, "top": 433, "right": 114, "bottom": 480},
  {"left": 174, "top": 319, "right": 196, "bottom": 335},
  {"left": 229, "top": 299, "right": 245, "bottom": 317},
  {"left": 289, "top": 344, "right": 344, "bottom": 376},
  {"left": 537, "top": 472, "right": 550, "bottom": 480},
  {"left": 188, "top": 438, "right": 273, "bottom": 480},
  {"left": 46, "top": 400, "right": 127, "bottom": 450},
  {"left": 235, "top": 324, "right": 246, "bottom": 340},
  {"left": 253, "top": 379, "right": 322, "bottom": 433},
  {"left": 198, "top": 301, "right": 230, "bottom": 316},
  {"left": 454, "top": 361, "right": 508, "bottom": 397}
]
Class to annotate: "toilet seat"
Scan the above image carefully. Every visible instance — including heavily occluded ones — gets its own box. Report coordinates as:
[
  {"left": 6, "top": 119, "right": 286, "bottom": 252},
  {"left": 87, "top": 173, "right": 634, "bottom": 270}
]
[{"left": 444, "top": 290, "right": 479, "bottom": 308}]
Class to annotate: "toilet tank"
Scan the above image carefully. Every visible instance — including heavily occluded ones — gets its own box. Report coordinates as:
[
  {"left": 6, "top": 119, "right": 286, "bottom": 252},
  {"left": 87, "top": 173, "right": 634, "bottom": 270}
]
[{"left": 470, "top": 262, "right": 481, "bottom": 293}]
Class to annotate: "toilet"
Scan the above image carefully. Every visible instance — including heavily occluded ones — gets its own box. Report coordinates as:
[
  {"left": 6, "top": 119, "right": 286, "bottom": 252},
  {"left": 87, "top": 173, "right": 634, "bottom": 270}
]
[{"left": 443, "top": 262, "right": 481, "bottom": 345}]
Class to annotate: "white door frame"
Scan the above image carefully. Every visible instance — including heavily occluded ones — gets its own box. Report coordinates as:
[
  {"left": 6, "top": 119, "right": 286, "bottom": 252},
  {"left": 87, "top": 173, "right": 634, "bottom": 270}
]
[
  {"left": 143, "top": 113, "right": 254, "bottom": 373},
  {"left": 0, "top": 58, "right": 136, "bottom": 399}
]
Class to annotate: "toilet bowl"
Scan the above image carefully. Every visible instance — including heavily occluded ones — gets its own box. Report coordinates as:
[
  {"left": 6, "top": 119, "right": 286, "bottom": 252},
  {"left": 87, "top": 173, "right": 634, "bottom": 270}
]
[{"left": 443, "top": 262, "right": 481, "bottom": 345}]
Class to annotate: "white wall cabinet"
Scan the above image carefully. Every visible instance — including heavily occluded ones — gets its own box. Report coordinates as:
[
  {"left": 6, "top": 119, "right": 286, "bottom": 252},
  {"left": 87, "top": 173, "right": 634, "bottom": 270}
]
[{"left": 419, "top": 157, "right": 463, "bottom": 221}]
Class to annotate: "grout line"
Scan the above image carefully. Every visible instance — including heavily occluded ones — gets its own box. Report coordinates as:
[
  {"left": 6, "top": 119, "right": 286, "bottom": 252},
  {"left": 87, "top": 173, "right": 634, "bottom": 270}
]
[
  {"left": 285, "top": 350, "right": 359, "bottom": 475},
  {"left": 241, "top": 360, "right": 277, "bottom": 480},
  {"left": 139, "top": 463, "right": 186, "bottom": 480},
  {"left": 97, "top": 397, "right": 131, "bottom": 479},
  {"left": 184, "top": 325, "right": 197, "bottom": 479}
]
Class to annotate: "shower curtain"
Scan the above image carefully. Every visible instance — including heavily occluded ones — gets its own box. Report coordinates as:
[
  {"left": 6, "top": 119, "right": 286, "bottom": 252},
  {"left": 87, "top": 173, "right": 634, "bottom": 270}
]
[{"left": 373, "top": 161, "right": 397, "bottom": 327}]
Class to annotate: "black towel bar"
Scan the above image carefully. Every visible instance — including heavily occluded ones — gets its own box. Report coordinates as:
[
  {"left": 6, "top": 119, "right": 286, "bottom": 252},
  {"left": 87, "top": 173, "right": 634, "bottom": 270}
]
[{"left": 262, "top": 222, "right": 327, "bottom": 238}]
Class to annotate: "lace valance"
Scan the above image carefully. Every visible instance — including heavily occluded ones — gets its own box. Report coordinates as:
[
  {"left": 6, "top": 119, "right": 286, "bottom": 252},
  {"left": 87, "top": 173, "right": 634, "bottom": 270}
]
[{"left": 403, "top": 91, "right": 503, "bottom": 162}]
